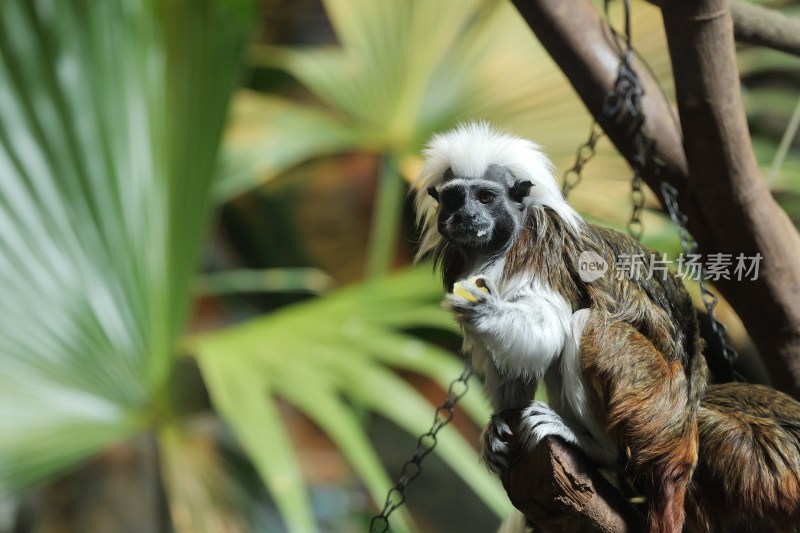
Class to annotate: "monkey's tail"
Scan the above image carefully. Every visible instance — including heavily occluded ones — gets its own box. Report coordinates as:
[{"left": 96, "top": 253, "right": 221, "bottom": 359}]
[{"left": 687, "top": 382, "right": 800, "bottom": 532}]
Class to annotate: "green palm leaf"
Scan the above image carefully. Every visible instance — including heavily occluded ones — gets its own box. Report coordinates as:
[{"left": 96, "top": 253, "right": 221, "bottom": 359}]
[
  {"left": 190, "top": 267, "right": 509, "bottom": 531},
  {"left": 0, "top": 0, "right": 251, "bottom": 499},
  {"left": 223, "top": 0, "right": 673, "bottom": 197},
  {"left": 221, "top": 0, "right": 677, "bottom": 280}
]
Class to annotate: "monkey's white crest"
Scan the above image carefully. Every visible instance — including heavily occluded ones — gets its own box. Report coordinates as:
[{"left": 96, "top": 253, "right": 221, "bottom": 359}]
[{"left": 414, "top": 121, "right": 582, "bottom": 260}]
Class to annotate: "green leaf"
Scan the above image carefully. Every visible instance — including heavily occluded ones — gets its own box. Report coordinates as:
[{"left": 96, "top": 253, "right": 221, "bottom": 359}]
[
  {"left": 0, "top": 0, "right": 251, "bottom": 495},
  {"left": 190, "top": 266, "right": 509, "bottom": 529},
  {"left": 350, "top": 331, "right": 489, "bottom": 427},
  {"left": 196, "top": 268, "right": 334, "bottom": 296},
  {"left": 198, "top": 348, "right": 316, "bottom": 533},
  {"left": 269, "top": 362, "right": 417, "bottom": 533},
  {"left": 319, "top": 353, "right": 509, "bottom": 517},
  {"left": 222, "top": 0, "right": 677, "bottom": 241}
]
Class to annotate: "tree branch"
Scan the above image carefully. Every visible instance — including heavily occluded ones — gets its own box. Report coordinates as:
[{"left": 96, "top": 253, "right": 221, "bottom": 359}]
[
  {"left": 646, "top": 0, "right": 800, "bottom": 57},
  {"left": 498, "top": 414, "right": 643, "bottom": 532},
  {"left": 511, "top": 0, "right": 800, "bottom": 396},
  {"left": 511, "top": 0, "right": 689, "bottom": 190},
  {"left": 731, "top": 1, "right": 800, "bottom": 57}
]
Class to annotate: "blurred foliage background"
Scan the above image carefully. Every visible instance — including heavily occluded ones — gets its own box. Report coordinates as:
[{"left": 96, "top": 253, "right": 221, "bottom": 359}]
[{"left": 0, "top": 0, "right": 798, "bottom": 532}]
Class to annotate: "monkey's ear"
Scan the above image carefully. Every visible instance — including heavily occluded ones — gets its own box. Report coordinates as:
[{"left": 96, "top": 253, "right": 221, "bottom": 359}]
[
  {"left": 427, "top": 186, "right": 440, "bottom": 202},
  {"left": 509, "top": 180, "right": 534, "bottom": 203}
]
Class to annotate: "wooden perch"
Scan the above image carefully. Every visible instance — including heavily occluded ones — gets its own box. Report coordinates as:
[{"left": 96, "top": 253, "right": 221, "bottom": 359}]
[
  {"left": 498, "top": 413, "right": 643, "bottom": 532},
  {"left": 512, "top": 0, "right": 800, "bottom": 396}
]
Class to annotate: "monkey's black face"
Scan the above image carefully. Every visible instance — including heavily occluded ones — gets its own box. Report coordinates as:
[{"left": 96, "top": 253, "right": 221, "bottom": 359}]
[{"left": 431, "top": 165, "right": 533, "bottom": 256}]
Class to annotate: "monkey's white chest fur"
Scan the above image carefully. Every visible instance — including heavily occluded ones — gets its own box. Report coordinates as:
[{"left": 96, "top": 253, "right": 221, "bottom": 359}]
[
  {"left": 459, "top": 269, "right": 602, "bottom": 453},
  {"left": 458, "top": 266, "right": 570, "bottom": 381},
  {"left": 465, "top": 278, "right": 572, "bottom": 382}
]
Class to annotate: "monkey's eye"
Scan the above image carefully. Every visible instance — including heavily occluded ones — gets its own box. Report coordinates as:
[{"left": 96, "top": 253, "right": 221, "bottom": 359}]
[{"left": 478, "top": 190, "right": 496, "bottom": 204}]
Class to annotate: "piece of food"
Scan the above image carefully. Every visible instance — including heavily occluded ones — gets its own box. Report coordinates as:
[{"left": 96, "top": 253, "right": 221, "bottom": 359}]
[{"left": 452, "top": 276, "right": 490, "bottom": 302}]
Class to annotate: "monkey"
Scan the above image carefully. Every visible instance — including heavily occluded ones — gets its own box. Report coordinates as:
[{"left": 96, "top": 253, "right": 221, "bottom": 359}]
[
  {"left": 414, "top": 121, "right": 800, "bottom": 532},
  {"left": 414, "top": 121, "right": 705, "bottom": 533}
]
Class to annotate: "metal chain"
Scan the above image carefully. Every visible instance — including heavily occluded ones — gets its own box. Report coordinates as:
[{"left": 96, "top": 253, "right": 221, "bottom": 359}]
[
  {"left": 660, "top": 183, "right": 743, "bottom": 380},
  {"left": 565, "top": 2, "right": 645, "bottom": 240},
  {"left": 562, "top": 122, "right": 604, "bottom": 198},
  {"left": 368, "top": 358, "right": 473, "bottom": 532},
  {"left": 598, "top": 0, "right": 740, "bottom": 377},
  {"left": 602, "top": 0, "right": 647, "bottom": 241}
]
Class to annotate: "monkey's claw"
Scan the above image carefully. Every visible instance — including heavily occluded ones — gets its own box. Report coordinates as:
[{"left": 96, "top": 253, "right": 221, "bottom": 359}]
[
  {"left": 519, "top": 400, "right": 579, "bottom": 450},
  {"left": 481, "top": 412, "right": 516, "bottom": 474}
]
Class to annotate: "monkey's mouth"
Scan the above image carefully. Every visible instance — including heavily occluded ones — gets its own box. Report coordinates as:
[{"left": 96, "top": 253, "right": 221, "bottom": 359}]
[{"left": 445, "top": 222, "right": 493, "bottom": 246}]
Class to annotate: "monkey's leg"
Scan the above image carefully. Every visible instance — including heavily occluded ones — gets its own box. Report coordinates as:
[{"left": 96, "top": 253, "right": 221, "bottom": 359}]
[
  {"left": 577, "top": 312, "right": 700, "bottom": 533},
  {"left": 479, "top": 366, "right": 538, "bottom": 473}
]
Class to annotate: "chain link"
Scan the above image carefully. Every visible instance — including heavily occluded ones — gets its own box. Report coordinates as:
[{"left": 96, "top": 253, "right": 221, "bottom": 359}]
[
  {"left": 660, "top": 183, "right": 743, "bottom": 380},
  {"left": 562, "top": 122, "right": 604, "bottom": 198},
  {"left": 602, "top": 37, "right": 648, "bottom": 241},
  {"left": 368, "top": 358, "right": 473, "bottom": 532}
]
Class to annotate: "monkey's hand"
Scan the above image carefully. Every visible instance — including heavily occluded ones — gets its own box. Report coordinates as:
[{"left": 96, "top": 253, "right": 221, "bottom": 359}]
[
  {"left": 518, "top": 400, "right": 579, "bottom": 451},
  {"left": 481, "top": 411, "right": 516, "bottom": 474},
  {"left": 443, "top": 277, "right": 497, "bottom": 326}
]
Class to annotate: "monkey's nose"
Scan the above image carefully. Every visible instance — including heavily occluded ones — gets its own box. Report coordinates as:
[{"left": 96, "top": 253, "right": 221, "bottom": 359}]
[{"left": 452, "top": 212, "right": 476, "bottom": 227}]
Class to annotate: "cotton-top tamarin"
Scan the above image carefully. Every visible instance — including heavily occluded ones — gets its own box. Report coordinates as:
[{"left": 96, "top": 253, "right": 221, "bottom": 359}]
[{"left": 414, "top": 122, "right": 800, "bottom": 532}]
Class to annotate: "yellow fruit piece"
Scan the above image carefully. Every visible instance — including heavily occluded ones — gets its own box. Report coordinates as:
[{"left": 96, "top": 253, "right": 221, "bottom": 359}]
[{"left": 452, "top": 276, "right": 490, "bottom": 302}]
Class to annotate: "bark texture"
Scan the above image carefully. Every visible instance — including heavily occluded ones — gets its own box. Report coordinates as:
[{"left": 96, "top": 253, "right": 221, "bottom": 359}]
[
  {"left": 499, "top": 414, "right": 643, "bottom": 532},
  {"left": 660, "top": 0, "right": 800, "bottom": 394}
]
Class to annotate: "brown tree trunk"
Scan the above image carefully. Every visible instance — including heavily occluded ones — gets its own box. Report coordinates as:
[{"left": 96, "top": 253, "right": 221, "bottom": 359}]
[
  {"left": 512, "top": 0, "right": 800, "bottom": 397},
  {"left": 660, "top": 0, "right": 800, "bottom": 397}
]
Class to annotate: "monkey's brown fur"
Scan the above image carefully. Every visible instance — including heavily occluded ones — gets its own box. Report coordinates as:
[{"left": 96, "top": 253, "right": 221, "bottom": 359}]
[
  {"left": 578, "top": 313, "right": 700, "bottom": 532},
  {"left": 501, "top": 211, "right": 800, "bottom": 531},
  {"left": 687, "top": 383, "right": 800, "bottom": 532}
]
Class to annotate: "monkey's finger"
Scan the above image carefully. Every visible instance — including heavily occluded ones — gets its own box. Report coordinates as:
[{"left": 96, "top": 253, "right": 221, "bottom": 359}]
[
  {"left": 482, "top": 423, "right": 517, "bottom": 473},
  {"left": 442, "top": 294, "right": 476, "bottom": 317},
  {"left": 463, "top": 283, "right": 491, "bottom": 302}
]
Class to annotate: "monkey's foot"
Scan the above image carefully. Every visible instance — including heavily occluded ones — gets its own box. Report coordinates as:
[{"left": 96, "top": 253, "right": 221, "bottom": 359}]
[
  {"left": 519, "top": 400, "right": 579, "bottom": 451},
  {"left": 481, "top": 412, "right": 516, "bottom": 474}
]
